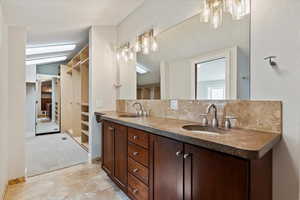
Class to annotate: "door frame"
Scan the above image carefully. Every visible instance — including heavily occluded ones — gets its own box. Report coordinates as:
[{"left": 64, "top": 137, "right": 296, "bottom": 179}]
[
  {"left": 190, "top": 46, "right": 238, "bottom": 100},
  {"left": 35, "top": 74, "right": 61, "bottom": 136}
]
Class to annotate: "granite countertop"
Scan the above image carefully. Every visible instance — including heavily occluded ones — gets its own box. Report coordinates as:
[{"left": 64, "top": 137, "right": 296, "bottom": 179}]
[{"left": 95, "top": 111, "right": 281, "bottom": 160}]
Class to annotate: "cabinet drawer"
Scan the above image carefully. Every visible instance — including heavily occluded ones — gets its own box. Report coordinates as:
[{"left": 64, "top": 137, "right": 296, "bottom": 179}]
[
  {"left": 128, "top": 173, "right": 149, "bottom": 200},
  {"left": 128, "top": 157, "right": 149, "bottom": 185},
  {"left": 128, "top": 142, "right": 149, "bottom": 167},
  {"left": 128, "top": 128, "right": 149, "bottom": 149}
]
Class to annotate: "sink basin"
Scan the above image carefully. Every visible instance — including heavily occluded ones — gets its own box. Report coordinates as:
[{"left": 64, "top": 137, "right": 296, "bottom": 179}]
[
  {"left": 182, "top": 125, "right": 227, "bottom": 135},
  {"left": 118, "top": 113, "right": 140, "bottom": 118}
]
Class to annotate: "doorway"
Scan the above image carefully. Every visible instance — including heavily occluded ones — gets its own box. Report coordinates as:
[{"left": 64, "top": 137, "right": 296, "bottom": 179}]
[{"left": 35, "top": 75, "right": 61, "bottom": 135}]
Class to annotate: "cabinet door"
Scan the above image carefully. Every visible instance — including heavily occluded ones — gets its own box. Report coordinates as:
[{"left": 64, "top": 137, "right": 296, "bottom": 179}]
[
  {"left": 102, "top": 121, "right": 114, "bottom": 176},
  {"left": 150, "top": 135, "right": 184, "bottom": 200},
  {"left": 184, "top": 144, "right": 249, "bottom": 200},
  {"left": 113, "top": 123, "right": 128, "bottom": 191}
]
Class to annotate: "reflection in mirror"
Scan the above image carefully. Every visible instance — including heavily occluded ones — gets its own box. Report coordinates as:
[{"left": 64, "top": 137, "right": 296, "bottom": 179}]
[
  {"left": 136, "top": 12, "right": 250, "bottom": 100},
  {"left": 136, "top": 57, "right": 161, "bottom": 99},
  {"left": 196, "top": 58, "right": 226, "bottom": 100}
]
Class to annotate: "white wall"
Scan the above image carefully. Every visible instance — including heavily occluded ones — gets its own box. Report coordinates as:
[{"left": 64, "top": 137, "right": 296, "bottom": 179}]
[
  {"left": 0, "top": 2, "right": 8, "bottom": 198},
  {"left": 251, "top": 0, "right": 300, "bottom": 199},
  {"left": 7, "top": 26, "right": 26, "bottom": 180},
  {"left": 25, "top": 84, "right": 36, "bottom": 138},
  {"left": 89, "top": 26, "right": 117, "bottom": 159}
]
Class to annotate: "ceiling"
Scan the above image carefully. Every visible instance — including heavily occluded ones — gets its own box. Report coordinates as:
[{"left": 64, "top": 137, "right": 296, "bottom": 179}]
[{"left": 2, "top": 0, "right": 144, "bottom": 61}]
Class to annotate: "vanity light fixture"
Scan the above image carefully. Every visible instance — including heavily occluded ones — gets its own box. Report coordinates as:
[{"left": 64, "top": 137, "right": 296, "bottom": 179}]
[
  {"left": 134, "top": 29, "right": 158, "bottom": 54},
  {"left": 26, "top": 44, "right": 76, "bottom": 56},
  {"left": 116, "top": 42, "right": 135, "bottom": 62},
  {"left": 200, "top": 0, "right": 250, "bottom": 29},
  {"left": 26, "top": 56, "right": 67, "bottom": 65}
]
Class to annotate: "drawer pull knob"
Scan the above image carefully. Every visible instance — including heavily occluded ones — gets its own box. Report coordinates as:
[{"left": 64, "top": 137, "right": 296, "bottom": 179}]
[
  {"left": 132, "top": 188, "right": 139, "bottom": 194},
  {"left": 176, "top": 151, "right": 182, "bottom": 157},
  {"left": 133, "top": 135, "right": 139, "bottom": 140},
  {"left": 133, "top": 168, "right": 139, "bottom": 173},
  {"left": 133, "top": 152, "right": 139, "bottom": 156},
  {"left": 184, "top": 153, "right": 192, "bottom": 159}
]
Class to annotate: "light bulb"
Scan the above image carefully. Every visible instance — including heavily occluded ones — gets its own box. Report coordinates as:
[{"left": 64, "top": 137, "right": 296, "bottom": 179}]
[
  {"left": 151, "top": 37, "right": 158, "bottom": 52},
  {"left": 121, "top": 49, "right": 126, "bottom": 58},
  {"left": 143, "top": 35, "right": 150, "bottom": 48},
  {"left": 116, "top": 52, "right": 120, "bottom": 60},
  {"left": 200, "top": 1, "right": 210, "bottom": 23},
  {"left": 143, "top": 46, "right": 149, "bottom": 55},
  {"left": 134, "top": 40, "right": 141, "bottom": 52},
  {"left": 129, "top": 50, "right": 134, "bottom": 60},
  {"left": 124, "top": 54, "right": 129, "bottom": 62}
]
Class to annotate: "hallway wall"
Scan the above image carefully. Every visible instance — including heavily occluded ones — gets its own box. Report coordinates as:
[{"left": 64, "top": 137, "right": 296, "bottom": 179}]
[
  {"left": 0, "top": 2, "right": 8, "bottom": 198},
  {"left": 7, "top": 26, "right": 26, "bottom": 181}
]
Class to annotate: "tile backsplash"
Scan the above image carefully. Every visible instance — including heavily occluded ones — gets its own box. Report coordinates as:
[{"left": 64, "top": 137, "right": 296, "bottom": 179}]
[{"left": 116, "top": 100, "right": 282, "bottom": 134}]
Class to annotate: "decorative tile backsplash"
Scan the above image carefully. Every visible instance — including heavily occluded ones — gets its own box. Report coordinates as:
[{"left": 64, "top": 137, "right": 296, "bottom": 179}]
[{"left": 116, "top": 100, "right": 282, "bottom": 134}]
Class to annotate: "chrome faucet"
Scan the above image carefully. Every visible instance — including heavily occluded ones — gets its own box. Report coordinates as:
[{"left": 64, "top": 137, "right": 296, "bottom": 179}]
[
  {"left": 132, "top": 102, "right": 144, "bottom": 116},
  {"left": 206, "top": 104, "right": 219, "bottom": 128}
]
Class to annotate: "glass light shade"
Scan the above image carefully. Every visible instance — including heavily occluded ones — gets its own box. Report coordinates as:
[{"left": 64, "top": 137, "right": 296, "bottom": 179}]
[
  {"left": 116, "top": 52, "right": 121, "bottom": 60},
  {"left": 142, "top": 35, "right": 150, "bottom": 48},
  {"left": 129, "top": 50, "right": 134, "bottom": 60},
  {"left": 151, "top": 37, "right": 158, "bottom": 52},
  {"left": 200, "top": 0, "right": 250, "bottom": 29},
  {"left": 142, "top": 46, "right": 149, "bottom": 55},
  {"left": 134, "top": 40, "right": 141, "bottom": 52}
]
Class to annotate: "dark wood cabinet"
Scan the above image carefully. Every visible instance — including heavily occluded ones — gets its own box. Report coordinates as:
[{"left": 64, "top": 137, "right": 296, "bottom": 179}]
[
  {"left": 113, "top": 123, "right": 128, "bottom": 191},
  {"left": 101, "top": 120, "right": 272, "bottom": 200},
  {"left": 184, "top": 144, "right": 249, "bottom": 200},
  {"left": 102, "top": 121, "right": 128, "bottom": 192},
  {"left": 102, "top": 121, "right": 114, "bottom": 176},
  {"left": 150, "top": 135, "right": 184, "bottom": 200}
]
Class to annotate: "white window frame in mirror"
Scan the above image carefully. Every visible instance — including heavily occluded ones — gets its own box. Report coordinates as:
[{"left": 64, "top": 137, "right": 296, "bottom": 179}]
[{"left": 190, "top": 46, "right": 237, "bottom": 100}]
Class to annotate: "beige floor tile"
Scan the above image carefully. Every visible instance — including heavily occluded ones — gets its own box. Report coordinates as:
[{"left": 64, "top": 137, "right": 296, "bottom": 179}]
[{"left": 5, "top": 163, "right": 128, "bottom": 200}]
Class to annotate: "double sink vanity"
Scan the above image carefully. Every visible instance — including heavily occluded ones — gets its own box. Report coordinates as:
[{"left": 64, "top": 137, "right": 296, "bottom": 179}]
[{"left": 95, "top": 100, "right": 282, "bottom": 200}]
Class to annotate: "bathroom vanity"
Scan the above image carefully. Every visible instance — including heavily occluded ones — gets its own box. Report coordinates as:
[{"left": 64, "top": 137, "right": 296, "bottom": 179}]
[{"left": 96, "top": 109, "right": 281, "bottom": 200}]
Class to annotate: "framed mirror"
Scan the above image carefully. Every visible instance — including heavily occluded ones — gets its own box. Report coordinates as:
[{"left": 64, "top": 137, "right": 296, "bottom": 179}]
[{"left": 136, "top": 11, "right": 250, "bottom": 100}]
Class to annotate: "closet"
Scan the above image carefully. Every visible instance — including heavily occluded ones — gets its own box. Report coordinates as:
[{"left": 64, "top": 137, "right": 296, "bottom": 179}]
[{"left": 61, "top": 45, "right": 90, "bottom": 151}]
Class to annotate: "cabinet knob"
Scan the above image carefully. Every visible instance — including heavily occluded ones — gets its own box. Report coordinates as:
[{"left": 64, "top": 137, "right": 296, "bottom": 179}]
[
  {"left": 133, "top": 152, "right": 139, "bottom": 156},
  {"left": 133, "top": 135, "right": 139, "bottom": 140},
  {"left": 132, "top": 188, "right": 139, "bottom": 194},
  {"left": 184, "top": 153, "right": 192, "bottom": 159},
  {"left": 108, "top": 126, "right": 114, "bottom": 131},
  {"left": 133, "top": 168, "right": 139, "bottom": 173},
  {"left": 176, "top": 151, "right": 183, "bottom": 157}
]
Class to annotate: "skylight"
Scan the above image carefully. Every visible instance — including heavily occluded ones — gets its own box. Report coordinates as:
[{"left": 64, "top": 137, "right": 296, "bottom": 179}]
[
  {"left": 26, "top": 56, "right": 67, "bottom": 65},
  {"left": 26, "top": 44, "right": 76, "bottom": 56}
]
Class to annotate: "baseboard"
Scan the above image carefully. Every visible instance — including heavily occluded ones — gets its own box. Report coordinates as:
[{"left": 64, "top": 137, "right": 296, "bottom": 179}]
[{"left": 8, "top": 177, "right": 25, "bottom": 186}]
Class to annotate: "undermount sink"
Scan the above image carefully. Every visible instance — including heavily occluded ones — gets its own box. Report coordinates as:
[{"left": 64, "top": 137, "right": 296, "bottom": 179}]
[
  {"left": 182, "top": 125, "right": 227, "bottom": 135},
  {"left": 118, "top": 113, "right": 140, "bottom": 118}
]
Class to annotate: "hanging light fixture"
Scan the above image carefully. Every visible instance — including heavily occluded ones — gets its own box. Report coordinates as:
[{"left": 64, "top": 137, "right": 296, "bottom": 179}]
[{"left": 200, "top": 0, "right": 250, "bottom": 29}]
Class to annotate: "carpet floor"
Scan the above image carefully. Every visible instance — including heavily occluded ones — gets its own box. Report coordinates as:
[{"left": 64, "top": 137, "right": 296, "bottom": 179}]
[{"left": 26, "top": 133, "right": 88, "bottom": 177}]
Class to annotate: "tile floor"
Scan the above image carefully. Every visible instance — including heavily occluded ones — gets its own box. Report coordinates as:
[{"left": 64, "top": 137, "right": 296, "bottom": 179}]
[{"left": 5, "top": 162, "right": 129, "bottom": 200}]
